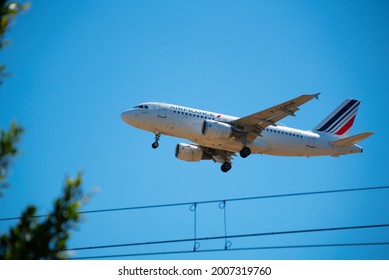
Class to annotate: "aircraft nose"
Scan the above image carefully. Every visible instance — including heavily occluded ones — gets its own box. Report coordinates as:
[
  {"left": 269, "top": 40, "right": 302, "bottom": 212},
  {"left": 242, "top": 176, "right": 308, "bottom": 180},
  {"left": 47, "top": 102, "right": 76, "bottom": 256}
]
[{"left": 121, "top": 110, "right": 136, "bottom": 125}]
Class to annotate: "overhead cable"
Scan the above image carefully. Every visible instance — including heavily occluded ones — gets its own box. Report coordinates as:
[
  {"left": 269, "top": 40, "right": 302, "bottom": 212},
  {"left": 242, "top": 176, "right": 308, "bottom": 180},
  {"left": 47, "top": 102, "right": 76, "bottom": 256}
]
[
  {"left": 71, "top": 241, "right": 389, "bottom": 260},
  {"left": 66, "top": 223, "right": 389, "bottom": 252},
  {"left": 1, "top": 185, "right": 388, "bottom": 221}
]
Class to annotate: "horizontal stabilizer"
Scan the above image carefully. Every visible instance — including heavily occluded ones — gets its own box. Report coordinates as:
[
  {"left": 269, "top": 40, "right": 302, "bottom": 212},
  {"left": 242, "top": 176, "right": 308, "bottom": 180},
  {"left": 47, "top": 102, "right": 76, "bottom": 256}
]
[{"left": 331, "top": 132, "right": 374, "bottom": 147}]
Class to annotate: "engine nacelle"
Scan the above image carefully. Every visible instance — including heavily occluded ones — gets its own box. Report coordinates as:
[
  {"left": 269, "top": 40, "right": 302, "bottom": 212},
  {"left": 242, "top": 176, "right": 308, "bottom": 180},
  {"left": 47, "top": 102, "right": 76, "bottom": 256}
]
[
  {"left": 175, "top": 143, "right": 204, "bottom": 162},
  {"left": 201, "top": 120, "right": 233, "bottom": 140}
]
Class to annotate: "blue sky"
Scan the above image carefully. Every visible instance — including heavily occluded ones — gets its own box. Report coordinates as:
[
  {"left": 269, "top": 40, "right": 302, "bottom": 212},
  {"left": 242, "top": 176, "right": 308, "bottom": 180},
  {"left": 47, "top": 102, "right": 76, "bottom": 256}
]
[{"left": 1, "top": 0, "right": 388, "bottom": 259}]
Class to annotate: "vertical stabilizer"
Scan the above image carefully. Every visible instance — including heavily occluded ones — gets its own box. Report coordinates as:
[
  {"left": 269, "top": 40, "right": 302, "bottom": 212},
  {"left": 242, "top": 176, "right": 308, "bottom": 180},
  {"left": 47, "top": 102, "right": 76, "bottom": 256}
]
[{"left": 313, "top": 99, "right": 360, "bottom": 138}]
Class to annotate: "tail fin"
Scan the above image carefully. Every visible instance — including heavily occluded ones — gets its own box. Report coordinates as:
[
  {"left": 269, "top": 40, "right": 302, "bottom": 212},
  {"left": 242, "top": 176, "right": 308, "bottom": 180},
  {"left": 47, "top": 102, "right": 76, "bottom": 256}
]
[{"left": 313, "top": 99, "right": 360, "bottom": 138}]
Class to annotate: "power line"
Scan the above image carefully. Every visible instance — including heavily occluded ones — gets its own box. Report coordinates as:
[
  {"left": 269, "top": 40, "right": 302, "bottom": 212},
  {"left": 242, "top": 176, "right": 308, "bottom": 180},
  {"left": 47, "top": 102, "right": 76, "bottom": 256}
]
[
  {"left": 1, "top": 185, "right": 388, "bottom": 221},
  {"left": 66, "top": 223, "right": 389, "bottom": 252},
  {"left": 71, "top": 241, "right": 389, "bottom": 260},
  {"left": 80, "top": 185, "right": 389, "bottom": 215}
]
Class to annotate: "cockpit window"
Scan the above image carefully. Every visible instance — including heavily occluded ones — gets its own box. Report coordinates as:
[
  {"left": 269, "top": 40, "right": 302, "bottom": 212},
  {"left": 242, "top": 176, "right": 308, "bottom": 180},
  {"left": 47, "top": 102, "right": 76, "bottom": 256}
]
[{"left": 134, "top": 105, "right": 149, "bottom": 109}]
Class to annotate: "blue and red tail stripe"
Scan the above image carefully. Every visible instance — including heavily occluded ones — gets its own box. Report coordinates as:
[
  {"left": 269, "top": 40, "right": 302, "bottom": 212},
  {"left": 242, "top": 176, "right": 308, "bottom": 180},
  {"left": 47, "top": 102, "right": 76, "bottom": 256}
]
[{"left": 315, "top": 99, "right": 360, "bottom": 136}]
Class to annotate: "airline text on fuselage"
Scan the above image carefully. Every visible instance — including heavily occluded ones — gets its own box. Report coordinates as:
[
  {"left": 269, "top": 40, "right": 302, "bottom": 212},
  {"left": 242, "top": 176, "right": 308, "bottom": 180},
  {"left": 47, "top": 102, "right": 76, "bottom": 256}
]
[{"left": 170, "top": 106, "right": 217, "bottom": 118}]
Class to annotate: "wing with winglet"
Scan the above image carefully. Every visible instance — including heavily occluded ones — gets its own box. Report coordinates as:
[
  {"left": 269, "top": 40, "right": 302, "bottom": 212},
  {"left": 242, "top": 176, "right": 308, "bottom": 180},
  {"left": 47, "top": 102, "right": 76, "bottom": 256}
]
[{"left": 231, "top": 93, "right": 320, "bottom": 142}]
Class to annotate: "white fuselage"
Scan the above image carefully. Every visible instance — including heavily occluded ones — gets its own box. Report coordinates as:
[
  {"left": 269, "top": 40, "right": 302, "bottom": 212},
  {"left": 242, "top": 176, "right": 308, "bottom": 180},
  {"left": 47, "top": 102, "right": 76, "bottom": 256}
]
[{"left": 121, "top": 102, "right": 363, "bottom": 157}]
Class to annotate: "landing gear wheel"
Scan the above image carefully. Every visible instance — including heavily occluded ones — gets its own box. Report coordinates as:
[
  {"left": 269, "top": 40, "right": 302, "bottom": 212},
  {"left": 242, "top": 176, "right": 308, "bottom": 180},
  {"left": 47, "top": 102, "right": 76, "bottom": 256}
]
[
  {"left": 221, "top": 162, "right": 232, "bottom": 173},
  {"left": 240, "top": 147, "right": 251, "bottom": 158},
  {"left": 151, "top": 132, "right": 161, "bottom": 149}
]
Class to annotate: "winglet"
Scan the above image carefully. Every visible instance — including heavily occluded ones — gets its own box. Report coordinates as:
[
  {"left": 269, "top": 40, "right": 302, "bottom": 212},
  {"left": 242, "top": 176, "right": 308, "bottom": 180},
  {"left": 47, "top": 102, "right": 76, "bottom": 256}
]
[{"left": 313, "top": 92, "right": 321, "bottom": 100}]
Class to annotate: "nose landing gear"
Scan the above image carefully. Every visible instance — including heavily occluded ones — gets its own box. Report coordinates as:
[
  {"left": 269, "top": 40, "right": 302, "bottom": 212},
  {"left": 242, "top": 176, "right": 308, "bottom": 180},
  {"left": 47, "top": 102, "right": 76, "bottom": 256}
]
[{"left": 152, "top": 132, "right": 161, "bottom": 149}]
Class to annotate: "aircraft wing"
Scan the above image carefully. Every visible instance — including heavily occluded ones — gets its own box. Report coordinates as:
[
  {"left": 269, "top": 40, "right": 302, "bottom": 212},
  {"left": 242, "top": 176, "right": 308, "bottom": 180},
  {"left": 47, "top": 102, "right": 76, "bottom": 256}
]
[{"left": 232, "top": 93, "right": 320, "bottom": 142}]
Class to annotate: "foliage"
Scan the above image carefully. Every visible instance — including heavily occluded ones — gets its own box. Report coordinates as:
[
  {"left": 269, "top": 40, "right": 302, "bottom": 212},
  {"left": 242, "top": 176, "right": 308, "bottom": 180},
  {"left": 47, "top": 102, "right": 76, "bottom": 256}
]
[
  {"left": 0, "top": 1, "right": 91, "bottom": 260},
  {"left": 0, "top": 0, "right": 30, "bottom": 83},
  {"left": 0, "top": 173, "right": 86, "bottom": 259},
  {"left": 1, "top": 1, "right": 30, "bottom": 42},
  {"left": 0, "top": 121, "right": 23, "bottom": 196},
  {"left": 0, "top": 0, "right": 28, "bottom": 192}
]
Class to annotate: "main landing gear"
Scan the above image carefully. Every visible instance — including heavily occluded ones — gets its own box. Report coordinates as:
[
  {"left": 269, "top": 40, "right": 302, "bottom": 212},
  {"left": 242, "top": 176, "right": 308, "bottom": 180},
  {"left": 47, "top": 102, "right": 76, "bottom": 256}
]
[
  {"left": 239, "top": 146, "right": 251, "bottom": 158},
  {"left": 218, "top": 147, "right": 250, "bottom": 173},
  {"left": 151, "top": 132, "right": 161, "bottom": 149},
  {"left": 221, "top": 162, "right": 232, "bottom": 173},
  {"left": 219, "top": 146, "right": 251, "bottom": 173}
]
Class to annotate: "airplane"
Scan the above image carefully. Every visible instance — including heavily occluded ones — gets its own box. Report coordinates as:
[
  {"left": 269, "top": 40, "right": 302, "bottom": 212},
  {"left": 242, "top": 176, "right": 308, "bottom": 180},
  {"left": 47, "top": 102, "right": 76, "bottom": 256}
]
[{"left": 121, "top": 94, "right": 374, "bottom": 172}]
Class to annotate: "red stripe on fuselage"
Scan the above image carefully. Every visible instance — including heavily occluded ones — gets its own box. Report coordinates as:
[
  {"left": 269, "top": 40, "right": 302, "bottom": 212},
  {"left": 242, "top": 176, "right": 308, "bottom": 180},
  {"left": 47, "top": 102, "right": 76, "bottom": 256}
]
[{"left": 335, "top": 115, "right": 356, "bottom": 135}]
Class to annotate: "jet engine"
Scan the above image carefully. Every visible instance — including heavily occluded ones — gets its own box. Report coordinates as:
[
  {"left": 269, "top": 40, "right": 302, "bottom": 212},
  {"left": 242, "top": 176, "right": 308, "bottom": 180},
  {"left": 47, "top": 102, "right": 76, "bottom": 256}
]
[
  {"left": 175, "top": 143, "right": 204, "bottom": 162},
  {"left": 201, "top": 120, "right": 233, "bottom": 140}
]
